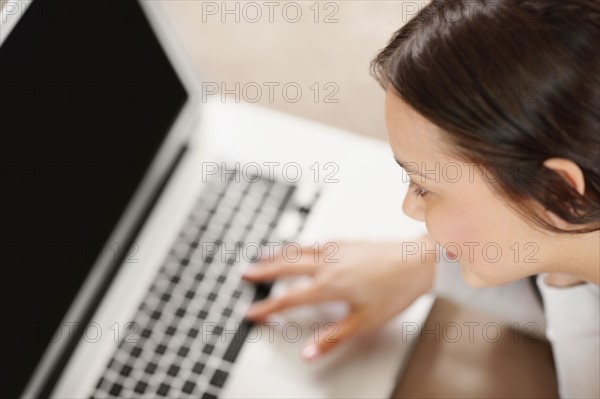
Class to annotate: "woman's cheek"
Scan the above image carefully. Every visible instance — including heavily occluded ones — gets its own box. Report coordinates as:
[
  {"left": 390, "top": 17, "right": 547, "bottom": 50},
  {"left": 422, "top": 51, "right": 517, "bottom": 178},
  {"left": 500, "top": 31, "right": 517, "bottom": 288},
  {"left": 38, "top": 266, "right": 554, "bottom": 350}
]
[
  {"left": 422, "top": 192, "right": 533, "bottom": 287},
  {"left": 424, "top": 207, "right": 502, "bottom": 287},
  {"left": 423, "top": 202, "right": 474, "bottom": 260}
]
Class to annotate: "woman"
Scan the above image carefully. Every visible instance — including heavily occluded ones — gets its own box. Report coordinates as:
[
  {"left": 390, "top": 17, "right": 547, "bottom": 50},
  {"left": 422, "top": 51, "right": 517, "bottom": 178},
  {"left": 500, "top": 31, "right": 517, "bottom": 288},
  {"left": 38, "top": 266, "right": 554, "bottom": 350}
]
[{"left": 244, "top": 0, "right": 599, "bottom": 397}]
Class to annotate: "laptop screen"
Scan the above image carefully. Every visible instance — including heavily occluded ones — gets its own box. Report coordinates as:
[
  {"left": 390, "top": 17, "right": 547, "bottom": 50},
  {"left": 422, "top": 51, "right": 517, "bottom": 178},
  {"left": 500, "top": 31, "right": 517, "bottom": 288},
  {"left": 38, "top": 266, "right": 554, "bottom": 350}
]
[{"left": 0, "top": 1, "right": 188, "bottom": 396}]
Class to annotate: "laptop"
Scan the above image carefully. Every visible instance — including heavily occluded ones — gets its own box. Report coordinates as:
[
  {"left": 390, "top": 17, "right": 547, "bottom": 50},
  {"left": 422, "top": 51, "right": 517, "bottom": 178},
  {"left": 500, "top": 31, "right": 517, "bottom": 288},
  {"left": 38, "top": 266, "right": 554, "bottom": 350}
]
[{"left": 0, "top": 1, "right": 434, "bottom": 398}]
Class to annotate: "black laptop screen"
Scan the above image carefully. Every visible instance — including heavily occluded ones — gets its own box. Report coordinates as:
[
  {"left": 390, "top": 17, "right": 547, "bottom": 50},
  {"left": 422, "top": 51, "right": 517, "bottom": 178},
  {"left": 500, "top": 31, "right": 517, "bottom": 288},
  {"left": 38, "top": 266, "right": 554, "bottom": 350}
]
[{"left": 0, "top": 1, "right": 188, "bottom": 396}]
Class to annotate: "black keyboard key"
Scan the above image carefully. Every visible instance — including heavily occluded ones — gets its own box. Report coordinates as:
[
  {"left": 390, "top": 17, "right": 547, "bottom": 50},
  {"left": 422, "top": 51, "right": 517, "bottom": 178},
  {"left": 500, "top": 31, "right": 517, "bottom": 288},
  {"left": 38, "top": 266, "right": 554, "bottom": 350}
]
[
  {"left": 155, "top": 344, "right": 167, "bottom": 355},
  {"left": 165, "top": 326, "right": 176, "bottom": 336},
  {"left": 177, "top": 346, "right": 190, "bottom": 357},
  {"left": 109, "top": 383, "right": 123, "bottom": 396},
  {"left": 140, "top": 328, "right": 152, "bottom": 339},
  {"left": 119, "top": 364, "right": 132, "bottom": 377},
  {"left": 182, "top": 380, "right": 196, "bottom": 394},
  {"left": 167, "top": 364, "right": 180, "bottom": 377},
  {"left": 145, "top": 362, "right": 157, "bottom": 375},
  {"left": 160, "top": 293, "right": 171, "bottom": 302},
  {"left": 192, "top": 362, "right": 205, "bottom": 375},
  {"left": 157, "top": 382, "right": 170, "bottom": 397},
  {"left": 185, "top": 289, "right": 195, "bottom": 299},
  {"left": 130, "top": 346, "right": 142, "bottom": 358},
  {"left": 133, "top": 381, "right": 148, "bottom": 394},
  {"left": 210, "top": 369, "right": 228, "bottom": 388},
  {"left": 279, "top": 185, "right": 296, "bottom": 210},
  {"left": 223, "top": 320, "right": 253, "bottom": 363},
  {"left": 151, "top": 310, "right": 162, "bottom": 320}
]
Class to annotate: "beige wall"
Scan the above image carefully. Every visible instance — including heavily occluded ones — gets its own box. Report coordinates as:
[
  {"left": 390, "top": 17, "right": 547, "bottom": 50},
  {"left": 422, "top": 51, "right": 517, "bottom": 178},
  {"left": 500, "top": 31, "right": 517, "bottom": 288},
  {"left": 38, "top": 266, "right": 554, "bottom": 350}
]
[{"left": 161, "top": 1, "right": 428, "bottom": 140}]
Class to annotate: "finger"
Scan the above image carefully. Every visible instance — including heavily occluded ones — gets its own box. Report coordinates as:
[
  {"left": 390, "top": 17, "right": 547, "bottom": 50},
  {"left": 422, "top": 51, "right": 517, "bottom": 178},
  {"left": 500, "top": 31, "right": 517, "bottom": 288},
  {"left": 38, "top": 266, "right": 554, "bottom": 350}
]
[
  {"left": 301, "top": 311, "right": 373, "bottom": 361},
  {"left": 245, "top": 284, "right": 324, "bottom": 321},
  {"left": 242, "top": 261, "right": 320, "bottom": 281},
  {"left": 257, "top": 243, "right": 325, "bottom": 264}
]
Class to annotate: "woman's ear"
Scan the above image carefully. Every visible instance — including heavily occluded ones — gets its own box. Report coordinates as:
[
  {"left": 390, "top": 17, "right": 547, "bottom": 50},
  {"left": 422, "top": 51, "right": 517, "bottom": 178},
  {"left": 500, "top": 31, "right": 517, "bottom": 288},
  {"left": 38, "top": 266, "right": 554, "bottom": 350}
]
[{"left": 543, "top": 158, "right": 586, "bottom": 195}]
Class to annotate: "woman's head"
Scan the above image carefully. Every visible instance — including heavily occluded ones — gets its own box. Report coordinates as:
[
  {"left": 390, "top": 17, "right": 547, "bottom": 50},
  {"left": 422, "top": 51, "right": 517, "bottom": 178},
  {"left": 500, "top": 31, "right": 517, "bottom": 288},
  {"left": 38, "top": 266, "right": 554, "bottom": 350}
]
[{"left": 372, "top": 0, "right": 600, "bottom": 286}]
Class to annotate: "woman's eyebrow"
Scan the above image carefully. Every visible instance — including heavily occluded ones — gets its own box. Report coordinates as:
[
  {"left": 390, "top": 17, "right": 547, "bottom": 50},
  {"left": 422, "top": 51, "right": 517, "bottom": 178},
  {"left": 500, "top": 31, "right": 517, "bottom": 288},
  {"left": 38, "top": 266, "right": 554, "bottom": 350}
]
[{"left": 394, "top": 157, "right": 428, "bottom": 179}]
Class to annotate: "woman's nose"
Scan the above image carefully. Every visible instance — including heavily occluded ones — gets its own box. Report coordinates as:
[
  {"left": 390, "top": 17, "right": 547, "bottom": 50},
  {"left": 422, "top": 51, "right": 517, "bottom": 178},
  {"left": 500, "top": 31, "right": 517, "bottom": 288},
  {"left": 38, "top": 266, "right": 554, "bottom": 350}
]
[{"left": 402, "top": 192, "right": 425, "bottom": 222}]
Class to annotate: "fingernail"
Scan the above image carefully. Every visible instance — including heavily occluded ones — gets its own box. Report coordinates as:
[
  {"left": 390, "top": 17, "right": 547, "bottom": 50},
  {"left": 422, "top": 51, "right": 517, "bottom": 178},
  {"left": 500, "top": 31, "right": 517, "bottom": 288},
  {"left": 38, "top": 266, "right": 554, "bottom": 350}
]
[
  {"left": 245, "top": 305, "right": 259, "bottom": 319},
  {"left": 257, "top": 253, "right": 268, "bottom": 262},
  {"left": 302, "top": 344, "right": 320, "bottom": 361},
  {"left": 258, "top": 251, "right": 275, "bottom": 262},
  {"left": 243, "top": 267, "right": 261, "bottom": 279},
  {"left": 243, "top": 269, "right": 256, "bottom": 277}
]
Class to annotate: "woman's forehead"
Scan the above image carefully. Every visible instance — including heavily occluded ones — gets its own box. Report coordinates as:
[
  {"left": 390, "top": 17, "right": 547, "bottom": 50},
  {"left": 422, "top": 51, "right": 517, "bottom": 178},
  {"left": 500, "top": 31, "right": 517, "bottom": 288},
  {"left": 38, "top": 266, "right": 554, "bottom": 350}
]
[{"left": 384, "top": 91, "right": 454, "bottom": 162}]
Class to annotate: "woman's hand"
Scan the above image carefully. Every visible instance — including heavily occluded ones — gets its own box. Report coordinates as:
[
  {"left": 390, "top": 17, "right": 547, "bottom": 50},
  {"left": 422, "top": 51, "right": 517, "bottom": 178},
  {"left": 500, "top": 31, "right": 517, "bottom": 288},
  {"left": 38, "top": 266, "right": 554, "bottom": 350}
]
[{"left": 242, "top": 236, "right": 438, "bottom": 361}]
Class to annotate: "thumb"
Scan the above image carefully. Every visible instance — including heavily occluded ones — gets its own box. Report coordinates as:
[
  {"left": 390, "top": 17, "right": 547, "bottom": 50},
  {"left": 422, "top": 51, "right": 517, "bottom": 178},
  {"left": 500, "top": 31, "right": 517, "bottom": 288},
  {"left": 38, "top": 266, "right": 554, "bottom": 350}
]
[{"left": 301, "top": 311, "right": 368, "bottom": 361}]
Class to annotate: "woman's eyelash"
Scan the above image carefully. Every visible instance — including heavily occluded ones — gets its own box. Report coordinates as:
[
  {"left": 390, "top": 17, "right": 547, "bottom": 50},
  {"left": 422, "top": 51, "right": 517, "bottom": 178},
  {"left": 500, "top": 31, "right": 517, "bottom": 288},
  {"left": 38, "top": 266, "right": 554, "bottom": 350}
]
[{"left": 408, "top": 178, "right": 429, "bottom": 198}]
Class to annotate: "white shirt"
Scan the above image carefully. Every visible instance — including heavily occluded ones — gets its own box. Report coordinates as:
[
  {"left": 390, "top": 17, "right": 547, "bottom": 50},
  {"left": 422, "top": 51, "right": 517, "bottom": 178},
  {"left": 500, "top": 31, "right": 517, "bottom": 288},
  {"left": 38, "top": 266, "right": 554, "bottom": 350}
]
[
  {"left": 536, "top": 274, "right": 600, "bottom": 398},
  {"left": 433, "top": 260, "right": 600, "bottom": 398}
]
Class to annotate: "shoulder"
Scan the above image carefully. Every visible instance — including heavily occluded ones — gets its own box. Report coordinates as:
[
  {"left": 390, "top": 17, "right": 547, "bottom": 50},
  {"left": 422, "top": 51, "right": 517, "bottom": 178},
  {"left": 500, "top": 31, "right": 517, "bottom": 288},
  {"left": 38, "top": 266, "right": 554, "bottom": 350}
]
[
  {"left": 537, "top": 273, "right": 599, "bottom": 327},
  {"left": 536, "top": 274, "right": 599, "bottom": 398}
]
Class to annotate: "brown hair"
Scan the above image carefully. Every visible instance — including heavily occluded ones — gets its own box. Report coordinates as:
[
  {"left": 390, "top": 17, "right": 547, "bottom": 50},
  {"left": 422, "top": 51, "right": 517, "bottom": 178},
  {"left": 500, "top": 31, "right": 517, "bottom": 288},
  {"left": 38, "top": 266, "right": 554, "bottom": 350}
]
[{"left": 371, "top": 0, "right": 600, "bottom": 234}]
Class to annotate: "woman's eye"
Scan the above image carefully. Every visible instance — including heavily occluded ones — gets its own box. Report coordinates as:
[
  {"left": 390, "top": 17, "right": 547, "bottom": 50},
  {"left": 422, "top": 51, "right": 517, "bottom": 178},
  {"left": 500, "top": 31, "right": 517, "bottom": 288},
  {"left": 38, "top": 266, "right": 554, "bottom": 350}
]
[{"left": 408, "top": 178, "right": 429, "bottom": 198}]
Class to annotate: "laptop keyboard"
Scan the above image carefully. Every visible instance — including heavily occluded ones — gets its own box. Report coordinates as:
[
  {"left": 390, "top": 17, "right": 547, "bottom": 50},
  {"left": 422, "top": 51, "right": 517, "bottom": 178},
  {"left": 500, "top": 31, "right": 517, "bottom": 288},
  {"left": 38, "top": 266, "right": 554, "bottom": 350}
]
[{"left": 91, "top": 168, "right": 317, "bottom": 398}]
